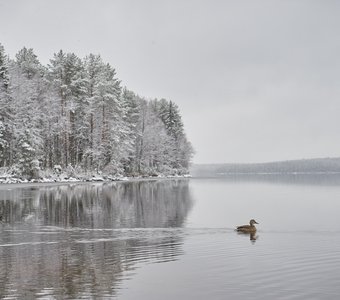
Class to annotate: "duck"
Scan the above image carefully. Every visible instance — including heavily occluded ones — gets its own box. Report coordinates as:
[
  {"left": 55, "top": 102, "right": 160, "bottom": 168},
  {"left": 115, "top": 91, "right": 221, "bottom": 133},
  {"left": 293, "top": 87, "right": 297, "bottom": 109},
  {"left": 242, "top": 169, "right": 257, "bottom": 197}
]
[{"left": 236, "top": 219, "right": 259, "bottom": 233}]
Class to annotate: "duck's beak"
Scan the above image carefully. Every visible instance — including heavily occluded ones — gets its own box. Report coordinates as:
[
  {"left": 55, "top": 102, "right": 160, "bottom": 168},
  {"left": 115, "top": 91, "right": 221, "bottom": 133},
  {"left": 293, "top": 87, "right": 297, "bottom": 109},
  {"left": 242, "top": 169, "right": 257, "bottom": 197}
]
[{"left": 254, "top": 221, "right": 259, "bottom": 224}]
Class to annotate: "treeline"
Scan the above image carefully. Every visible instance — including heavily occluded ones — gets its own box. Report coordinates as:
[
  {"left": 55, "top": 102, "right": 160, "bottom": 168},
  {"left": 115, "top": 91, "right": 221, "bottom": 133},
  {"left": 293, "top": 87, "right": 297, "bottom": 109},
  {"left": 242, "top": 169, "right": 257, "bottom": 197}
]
[
  {"left": 0, "top": 44, "right": 194, "bottom": 178},
  {"left": 191, "top": 157, "right": 340, "bottom": 176}
]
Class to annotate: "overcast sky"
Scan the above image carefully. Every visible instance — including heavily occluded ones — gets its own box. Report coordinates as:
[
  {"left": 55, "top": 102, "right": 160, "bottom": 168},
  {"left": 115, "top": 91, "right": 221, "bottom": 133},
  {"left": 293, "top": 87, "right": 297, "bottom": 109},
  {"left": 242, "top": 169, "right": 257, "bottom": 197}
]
[{"left": 0, "top": 0, "right": 339, "bottom": 163}]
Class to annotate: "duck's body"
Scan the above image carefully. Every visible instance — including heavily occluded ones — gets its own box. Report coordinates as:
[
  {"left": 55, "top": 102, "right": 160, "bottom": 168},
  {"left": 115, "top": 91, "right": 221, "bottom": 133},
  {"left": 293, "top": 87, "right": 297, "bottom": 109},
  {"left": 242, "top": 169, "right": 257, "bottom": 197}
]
[{"left": 236, "top": 219, "right": 258, "bottom": 233}]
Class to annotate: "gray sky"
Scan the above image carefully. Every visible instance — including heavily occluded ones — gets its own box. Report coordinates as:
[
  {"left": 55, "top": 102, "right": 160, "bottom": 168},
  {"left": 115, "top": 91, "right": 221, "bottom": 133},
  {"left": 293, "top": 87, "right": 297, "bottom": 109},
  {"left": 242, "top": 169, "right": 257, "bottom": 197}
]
[{"left": 0, "top": 0, "right": 339, "bottom": 163}]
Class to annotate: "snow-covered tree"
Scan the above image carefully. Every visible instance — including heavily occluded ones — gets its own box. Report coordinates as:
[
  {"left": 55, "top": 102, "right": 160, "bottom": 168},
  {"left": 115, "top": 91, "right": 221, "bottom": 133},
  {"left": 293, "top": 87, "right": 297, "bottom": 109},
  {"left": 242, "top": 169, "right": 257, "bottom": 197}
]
[
  {"left": 141, "top": 106, "right": 177, "bottom": 174},
  {"left": 0, "top": 44, "right": 13, "bottom": 167},
  {"left": 157, "top": 99, "right": 184, "bottom": 140},
  {"left": 0, "top": 44, "right": 194, "bottom": 177},
  {"left": 153, "top": 99, "right": 194, "bottom": 173},
  {"left": 120, "top": 88, "right": 142, "bottom": 174},
  {"left": 48, "top": 51, "right": 88, "bottom": 167},
  {"left": 83, "top": 54, "right": 123, "bottom": 172},
  {"left": 0, "top": 120, "right": 7, "bottom": 164},
  {"left": 8, "top": 47, "right": 47, "bottom": 176},
  {"left": 15, "top": 47, "right": 42, "bottom": 79},
  {"left": 16, "top": 129, "right": 40, "bottom": 178}
]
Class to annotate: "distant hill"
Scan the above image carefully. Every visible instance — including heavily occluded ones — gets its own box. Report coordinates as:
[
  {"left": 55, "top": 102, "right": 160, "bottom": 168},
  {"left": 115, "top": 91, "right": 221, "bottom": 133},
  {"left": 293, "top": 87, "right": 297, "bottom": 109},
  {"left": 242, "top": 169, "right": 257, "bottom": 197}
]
[{"left": 191, "top": 157, "right": 340, "bottom": 177}]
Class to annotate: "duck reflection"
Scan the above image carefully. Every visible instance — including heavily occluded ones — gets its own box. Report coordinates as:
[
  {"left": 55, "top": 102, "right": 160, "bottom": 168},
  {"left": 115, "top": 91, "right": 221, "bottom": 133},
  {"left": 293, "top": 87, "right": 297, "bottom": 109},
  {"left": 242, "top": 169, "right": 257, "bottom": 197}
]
[{"left": 237, "top": 231, "right": 259, "bottom": 244}]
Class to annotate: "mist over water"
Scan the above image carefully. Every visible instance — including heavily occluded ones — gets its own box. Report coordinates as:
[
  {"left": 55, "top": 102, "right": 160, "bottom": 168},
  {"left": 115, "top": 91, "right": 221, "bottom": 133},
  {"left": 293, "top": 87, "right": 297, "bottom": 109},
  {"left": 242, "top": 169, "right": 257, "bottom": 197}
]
[{"left": 0, "top": 176, "right": 340, "bottom": 299}]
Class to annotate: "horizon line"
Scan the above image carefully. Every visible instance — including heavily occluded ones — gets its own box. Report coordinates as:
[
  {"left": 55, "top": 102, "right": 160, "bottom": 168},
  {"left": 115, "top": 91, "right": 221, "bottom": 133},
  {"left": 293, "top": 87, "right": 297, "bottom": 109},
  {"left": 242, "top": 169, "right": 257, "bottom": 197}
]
[{"left": 192, "top": 156, "right": 340, "bottom": 165}]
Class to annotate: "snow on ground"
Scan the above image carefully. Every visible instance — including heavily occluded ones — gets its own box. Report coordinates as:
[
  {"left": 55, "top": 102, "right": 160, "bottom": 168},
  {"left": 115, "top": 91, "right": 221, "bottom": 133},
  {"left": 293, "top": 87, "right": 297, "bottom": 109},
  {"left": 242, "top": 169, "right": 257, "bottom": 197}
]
[{"left": 0, "top": 173, "right": 191, "bottom": 186}]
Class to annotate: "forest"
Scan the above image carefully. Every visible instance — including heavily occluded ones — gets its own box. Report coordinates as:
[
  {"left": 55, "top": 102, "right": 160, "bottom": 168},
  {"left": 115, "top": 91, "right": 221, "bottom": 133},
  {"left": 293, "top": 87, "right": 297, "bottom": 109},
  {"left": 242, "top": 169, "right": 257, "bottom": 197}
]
[{"left": 0, "top": 44, "right": 194, "bottom": 180}]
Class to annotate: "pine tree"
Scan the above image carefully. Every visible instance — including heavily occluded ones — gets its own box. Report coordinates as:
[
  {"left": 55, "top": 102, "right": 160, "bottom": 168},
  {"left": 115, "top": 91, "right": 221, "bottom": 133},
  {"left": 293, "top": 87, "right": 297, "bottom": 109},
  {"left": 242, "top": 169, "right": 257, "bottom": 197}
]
[
  {"left": 15, "top": 47, "right": 42, "bottom": 79},
  {"left": 9, "top": 47, "right": 48, "bottom": 176},
  {"left": 84, "top": 55, "right": 130, "bottom": 174},
  {"left": 0, "top": 44, "right": 13, "bottom": 167},
  {"left": 120, "top": 88, "right": 141, "bottom": 174},
  {"left": 48, "top": 51, "right": 87, "bottom": 168},
  {"left": 93, "top": 62, "right": 121, "bottom": 170},
  {"left": 83, "top": 54, "right": 104, "bottom": 170}
]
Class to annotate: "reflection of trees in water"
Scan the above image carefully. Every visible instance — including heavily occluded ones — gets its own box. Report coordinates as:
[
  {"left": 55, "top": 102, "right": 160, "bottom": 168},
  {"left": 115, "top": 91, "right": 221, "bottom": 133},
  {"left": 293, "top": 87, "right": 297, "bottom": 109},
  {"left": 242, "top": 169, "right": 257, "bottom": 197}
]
[
  {"left": 0, "top": 179, "right": 193, "bottom": 228},
  {"left": 0, "top": 179, "right": 192, "bottom": 299}
]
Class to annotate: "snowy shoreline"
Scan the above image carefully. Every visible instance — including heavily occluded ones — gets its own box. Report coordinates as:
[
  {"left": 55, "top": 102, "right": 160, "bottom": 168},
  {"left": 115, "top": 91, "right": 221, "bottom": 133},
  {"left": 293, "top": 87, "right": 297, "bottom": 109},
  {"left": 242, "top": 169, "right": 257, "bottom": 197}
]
[{"left": 0, "top": 174, "right": 192, "bottom": 189}]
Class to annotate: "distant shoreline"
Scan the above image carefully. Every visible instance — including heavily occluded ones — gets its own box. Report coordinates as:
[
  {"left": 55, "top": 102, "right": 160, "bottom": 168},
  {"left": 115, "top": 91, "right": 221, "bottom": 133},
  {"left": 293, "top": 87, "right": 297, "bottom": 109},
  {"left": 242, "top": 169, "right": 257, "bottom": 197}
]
[
  {"left": 216, "top": 171, "right": 340, "bottom": 175},
  {"left": 190, "top": 157, "right": 340, "bottom": 177}
]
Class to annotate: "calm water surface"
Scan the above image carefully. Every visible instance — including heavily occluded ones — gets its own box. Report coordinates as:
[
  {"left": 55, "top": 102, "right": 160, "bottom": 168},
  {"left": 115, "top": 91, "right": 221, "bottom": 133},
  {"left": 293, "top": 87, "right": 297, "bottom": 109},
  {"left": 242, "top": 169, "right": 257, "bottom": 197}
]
[{"left": 0, "top": 176, "right": 340, "bottom": 299}]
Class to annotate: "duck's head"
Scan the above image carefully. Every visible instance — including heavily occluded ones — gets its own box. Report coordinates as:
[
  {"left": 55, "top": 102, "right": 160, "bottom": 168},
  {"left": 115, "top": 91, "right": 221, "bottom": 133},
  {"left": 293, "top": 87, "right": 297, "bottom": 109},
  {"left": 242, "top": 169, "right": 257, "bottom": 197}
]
[{"left": 249, "top": 219, "right": 259, "bottom": 226}]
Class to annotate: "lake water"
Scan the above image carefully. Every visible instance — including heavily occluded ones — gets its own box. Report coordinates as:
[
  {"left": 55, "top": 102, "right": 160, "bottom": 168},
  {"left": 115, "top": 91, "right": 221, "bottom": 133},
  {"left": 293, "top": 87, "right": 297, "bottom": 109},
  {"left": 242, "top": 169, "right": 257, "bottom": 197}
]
[{"left": 0, "top": 175, "right": 340, "bottom": 299}]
